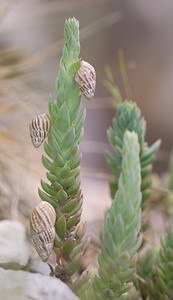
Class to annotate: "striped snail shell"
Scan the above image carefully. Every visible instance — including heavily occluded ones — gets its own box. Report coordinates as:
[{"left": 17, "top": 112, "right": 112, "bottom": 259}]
[
  {"left": 30, "top": 201, "right": 56, "bottom": 262},
  {"left": 75, "top": 60, "right": 96, "bottom": 100},
  {"left": 29, "top": 113, "right": 51, "bottom": 148}
]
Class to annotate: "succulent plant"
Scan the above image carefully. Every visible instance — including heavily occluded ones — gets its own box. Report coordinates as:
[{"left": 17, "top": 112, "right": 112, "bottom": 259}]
[
  {"left": 106, "top": 101, "right": 161, "bottom": 210},
  {"left": 30, "top": 17, "right": 96, "bottom": 285},
  {"left": 136, "top": 224, "right": 173, "bottom": 299},
  {"left": 77, "top": 131, "right": 142, "bottom": 299}
]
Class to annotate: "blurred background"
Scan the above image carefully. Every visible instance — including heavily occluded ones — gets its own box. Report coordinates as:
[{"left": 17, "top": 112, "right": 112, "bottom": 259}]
[{"left": 0, "top": 0, "right": 173, "bottom": 230}]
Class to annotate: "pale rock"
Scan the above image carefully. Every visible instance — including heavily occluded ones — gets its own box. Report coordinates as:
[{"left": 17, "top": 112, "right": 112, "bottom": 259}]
[
  {"left": 0, "top": 220, "right": 30, "bottom": 269},
  {"left": 0, "top": 268, "right": 80, "bottom": 300},
  {"left": 29, "top": 248, "right": 57, "bottom": 275},
  {"left": 28, "top": 255, "right": 50, "bottom": 275}
]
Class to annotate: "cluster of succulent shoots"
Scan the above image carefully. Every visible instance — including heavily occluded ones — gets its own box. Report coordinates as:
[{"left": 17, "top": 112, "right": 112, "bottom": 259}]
[
  {"left": 29, "top": 17, "right": 173, "bottom": 300},
  {"left": 29, "top": 18, "right": 96, "bottom": 286}
]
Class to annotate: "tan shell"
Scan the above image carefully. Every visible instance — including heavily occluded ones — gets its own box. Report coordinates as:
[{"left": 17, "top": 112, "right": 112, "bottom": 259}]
[
  {"left": 75, "top": 61, "right": 96, "bottom": 100},
  {"left": 30, "top": 201, "right": 56, "bottom": 262},
  {"left": 29, "top": 113, "right": 51, "bottom": 148}
]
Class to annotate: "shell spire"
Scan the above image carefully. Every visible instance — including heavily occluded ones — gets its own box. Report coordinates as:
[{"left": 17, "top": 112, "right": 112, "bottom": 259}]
[
  {"left": 29, "top": 113, "right": 51, "bottom": 148},
  {"left": 30, "top": 201, "right": 56, "bottom": 262},
  {"left": 75, "top": 60, "right": 96, "bottom": 100}
]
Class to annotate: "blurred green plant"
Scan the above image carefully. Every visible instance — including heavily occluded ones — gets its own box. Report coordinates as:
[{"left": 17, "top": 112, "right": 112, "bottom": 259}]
[
  {"left": 164, "top": 150, "right": 173, "bottom": 217},
  {"left": 78, "top": 130, "right": 142, "bottom": 299},
  {"left": 136, "top": 223, "right": 173, "bottom": 299},
  {"left": 104, "top": 59, "right": 161, "bottom": 210},
  {"left": 103, "top": 50, "right": 132, "bottom": 107}
]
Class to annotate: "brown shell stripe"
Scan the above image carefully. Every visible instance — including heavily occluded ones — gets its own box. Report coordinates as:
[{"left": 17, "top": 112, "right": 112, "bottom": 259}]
[{"left": 31, "top": 202, "right": 56, "bottom": 233}]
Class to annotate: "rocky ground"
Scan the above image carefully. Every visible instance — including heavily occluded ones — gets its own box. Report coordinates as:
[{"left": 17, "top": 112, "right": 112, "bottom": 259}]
[{"left": 0, "top": 219, "right": 79, "bottom": 300}]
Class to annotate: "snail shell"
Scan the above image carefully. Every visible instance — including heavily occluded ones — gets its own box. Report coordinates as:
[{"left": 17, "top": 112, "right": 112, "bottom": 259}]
[
  {"left": 30, "top": 201, "right": 56, "bottom": 262},
  {"left": 29, "top": 113, "right": 51, "bottom": 148},
  {"left": 75, "top": 60, "right": 96, "bottom": 100}
]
